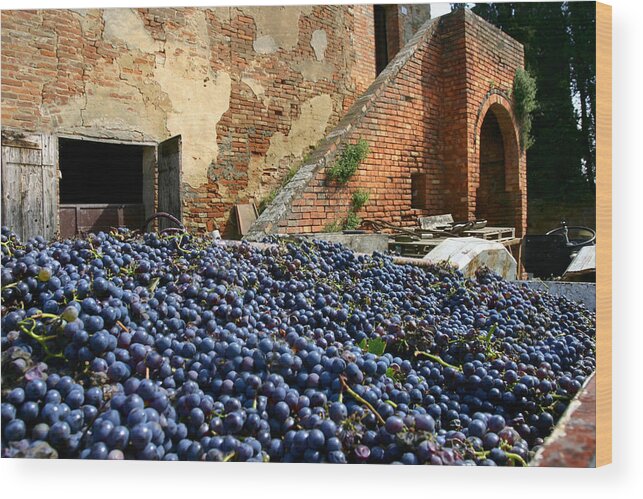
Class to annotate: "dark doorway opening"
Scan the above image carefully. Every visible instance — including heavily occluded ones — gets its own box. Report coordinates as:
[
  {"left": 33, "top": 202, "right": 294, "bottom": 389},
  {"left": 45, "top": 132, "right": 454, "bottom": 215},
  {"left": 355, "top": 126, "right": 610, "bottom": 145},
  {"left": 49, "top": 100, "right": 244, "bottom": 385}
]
[
  {"left": 476, "top": 110, "right": 511, "bottom": 226},
  {"left": 374, "top": 5, "right": 389, "bottom": 75},
  {"left": 374, "top": 5, "right": 401, "bottom": 76},
  {"left": 411, "top": 172, "right": 428, "bottom": 210},
  {"left": 58, "top": 138, "right": 155, "bottom": 238},
  {"left": 59, "top": 138, "right": 143, "bottom": 204}
]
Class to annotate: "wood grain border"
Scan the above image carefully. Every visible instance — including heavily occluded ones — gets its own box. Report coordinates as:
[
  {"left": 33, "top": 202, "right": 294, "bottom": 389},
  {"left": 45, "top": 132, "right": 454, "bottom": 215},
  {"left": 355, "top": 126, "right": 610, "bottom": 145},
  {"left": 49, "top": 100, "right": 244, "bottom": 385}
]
[{"left": 596, "top": 1, "right": 612, "bottom": 467}]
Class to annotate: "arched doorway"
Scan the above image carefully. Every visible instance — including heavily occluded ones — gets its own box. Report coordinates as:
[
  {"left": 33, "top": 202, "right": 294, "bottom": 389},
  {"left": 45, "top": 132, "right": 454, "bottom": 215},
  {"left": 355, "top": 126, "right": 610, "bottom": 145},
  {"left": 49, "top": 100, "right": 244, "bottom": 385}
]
[{"left": 475, "top": 102, "right": 521, "bottom": 229}]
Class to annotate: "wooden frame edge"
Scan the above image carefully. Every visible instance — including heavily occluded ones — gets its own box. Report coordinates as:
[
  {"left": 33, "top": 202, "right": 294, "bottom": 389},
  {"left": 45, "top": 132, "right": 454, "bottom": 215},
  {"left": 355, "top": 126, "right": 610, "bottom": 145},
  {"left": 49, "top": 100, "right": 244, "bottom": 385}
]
[{"left": 595, "top": 1, "right": 612, "bottom": 467}]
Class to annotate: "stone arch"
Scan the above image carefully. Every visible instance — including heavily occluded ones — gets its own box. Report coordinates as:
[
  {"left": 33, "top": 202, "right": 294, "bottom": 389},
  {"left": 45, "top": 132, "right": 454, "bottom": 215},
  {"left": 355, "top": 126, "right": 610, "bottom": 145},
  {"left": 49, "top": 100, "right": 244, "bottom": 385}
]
[{"left": 472, "top": 93, "right": 524, "bottom": 235}]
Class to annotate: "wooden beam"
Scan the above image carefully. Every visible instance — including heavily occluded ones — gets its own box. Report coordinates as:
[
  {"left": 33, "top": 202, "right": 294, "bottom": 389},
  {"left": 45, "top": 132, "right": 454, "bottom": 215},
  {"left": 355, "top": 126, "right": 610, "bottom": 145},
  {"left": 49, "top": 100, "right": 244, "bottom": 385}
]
[{"left": 595, "top": 1, "right": 612, "bottom": 468}]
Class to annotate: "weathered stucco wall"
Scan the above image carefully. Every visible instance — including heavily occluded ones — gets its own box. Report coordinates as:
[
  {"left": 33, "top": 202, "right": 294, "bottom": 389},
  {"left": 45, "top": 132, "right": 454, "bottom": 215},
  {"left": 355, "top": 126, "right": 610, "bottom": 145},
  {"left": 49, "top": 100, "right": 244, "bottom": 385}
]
[{"left": 1, "top": 5, "right": 383, "bottom": 235}]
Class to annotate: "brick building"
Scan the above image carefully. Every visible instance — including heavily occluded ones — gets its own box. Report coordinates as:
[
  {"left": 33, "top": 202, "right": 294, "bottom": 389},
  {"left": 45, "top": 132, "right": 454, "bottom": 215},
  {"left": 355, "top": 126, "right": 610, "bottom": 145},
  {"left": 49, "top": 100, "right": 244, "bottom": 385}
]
[
  {"left": 0, "top": 5, "right": 526, "bottom": 241},
  {"left": 249, "top": 8, "right": 527, "bottom": 240}
]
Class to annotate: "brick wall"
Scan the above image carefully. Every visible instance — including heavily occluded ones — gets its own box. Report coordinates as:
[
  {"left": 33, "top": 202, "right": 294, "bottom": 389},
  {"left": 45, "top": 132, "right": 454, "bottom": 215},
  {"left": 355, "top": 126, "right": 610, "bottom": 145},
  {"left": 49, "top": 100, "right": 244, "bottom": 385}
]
[
  {"left": 348, "top": 4, "right": 377, "bottom": 107},
  {"left": 247, "top": 9, "right": 527, "bottom": 240},
  {"left": 463, "top": 11, "right": 527, "bottom": 235},
  {"left": 0, "top": 5, "right": 380, "bottom": 236}
]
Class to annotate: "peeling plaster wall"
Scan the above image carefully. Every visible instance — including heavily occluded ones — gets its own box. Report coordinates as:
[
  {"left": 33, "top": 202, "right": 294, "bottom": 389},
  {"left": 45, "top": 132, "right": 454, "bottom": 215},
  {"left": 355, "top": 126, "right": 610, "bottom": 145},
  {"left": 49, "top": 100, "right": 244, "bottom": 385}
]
[
  {"left": 1, "top": 5, "right": 383, "bottom": 235},
  {"left": 102, "top": 8, "right": 159, "bottom": 53},
  {"left": 151, "top": 9, "right": 232, "bottom": 188},
  {"left": 242, "top": 6, "right": 313, "bottom": 54}
]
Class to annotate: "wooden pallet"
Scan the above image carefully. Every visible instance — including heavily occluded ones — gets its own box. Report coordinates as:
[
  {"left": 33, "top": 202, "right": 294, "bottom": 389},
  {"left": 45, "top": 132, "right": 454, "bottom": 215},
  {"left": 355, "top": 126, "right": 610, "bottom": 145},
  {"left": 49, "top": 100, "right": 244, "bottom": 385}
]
[{"left": 462, "top": 226, "right": 515, "bottom": 241}]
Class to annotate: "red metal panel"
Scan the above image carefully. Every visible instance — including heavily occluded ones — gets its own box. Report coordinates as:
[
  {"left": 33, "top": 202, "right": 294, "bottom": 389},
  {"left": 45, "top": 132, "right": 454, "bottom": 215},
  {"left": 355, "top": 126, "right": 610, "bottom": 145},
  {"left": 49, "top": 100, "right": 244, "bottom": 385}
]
[
  {"left": 59, "top": 204, "right": 144, "bottom": 236},
  {"left": 58, "top": 206, "right": 77, "bottom": 239}
]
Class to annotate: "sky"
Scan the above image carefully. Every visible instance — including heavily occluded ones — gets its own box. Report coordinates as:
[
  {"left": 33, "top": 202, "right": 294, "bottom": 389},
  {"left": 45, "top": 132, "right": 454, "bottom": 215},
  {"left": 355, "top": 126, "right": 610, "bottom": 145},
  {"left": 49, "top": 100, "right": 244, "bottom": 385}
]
[{"left": 430, "top": 2, "right": 454, "bottom": 18}]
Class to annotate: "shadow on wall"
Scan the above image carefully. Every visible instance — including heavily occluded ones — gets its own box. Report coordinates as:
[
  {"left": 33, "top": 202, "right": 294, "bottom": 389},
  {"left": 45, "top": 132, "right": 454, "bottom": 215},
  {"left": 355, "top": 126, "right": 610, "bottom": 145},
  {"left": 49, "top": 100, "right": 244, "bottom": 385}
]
[{"left": 527, "top": 198, "right": 596, "bottom": 234}]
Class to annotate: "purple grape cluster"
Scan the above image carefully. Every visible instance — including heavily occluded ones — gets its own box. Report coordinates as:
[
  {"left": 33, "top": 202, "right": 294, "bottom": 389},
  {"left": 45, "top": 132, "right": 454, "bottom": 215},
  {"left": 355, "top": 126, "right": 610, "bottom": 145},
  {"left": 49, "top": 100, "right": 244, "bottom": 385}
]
[{"left": 0, "top": 226, "right": 595, "bottom": 464}]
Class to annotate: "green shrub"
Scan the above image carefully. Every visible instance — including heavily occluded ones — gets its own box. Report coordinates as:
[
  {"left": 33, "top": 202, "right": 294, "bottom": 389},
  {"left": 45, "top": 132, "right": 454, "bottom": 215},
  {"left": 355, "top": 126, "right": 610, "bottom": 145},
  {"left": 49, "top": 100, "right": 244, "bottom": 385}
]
[
  {"left": 512, "top": 68, "right": 538, "bottom": 150},
  {"left": 343, "top": 212, "right": 361, "bottom": 231},
  {"left": 351, "top": 189, "right": 370, "bottom": 211},
  {"left": 257, "top": 189, "right": 277, "bottom": 215},
  {"left": 322, "top": 220, "right": 343, "bottom": 233},
  {"left": 322, "top": 212, "right": 361, "bottom": 233},
  {"left": 283, "top": 164, "right": 298, "bottom": 184},
  {"left": 326, "top": 139, "right": 369, "bottom": 183}
]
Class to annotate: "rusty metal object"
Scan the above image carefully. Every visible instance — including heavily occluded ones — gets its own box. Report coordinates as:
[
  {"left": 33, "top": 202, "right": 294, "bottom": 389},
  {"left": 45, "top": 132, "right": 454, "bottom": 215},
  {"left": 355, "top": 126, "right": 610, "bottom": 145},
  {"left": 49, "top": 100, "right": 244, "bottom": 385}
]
[
  {"left": 530, "top": 373, "right": 597, "bottom": 467},
  {"left": 361, "top": 219, "right": 422, "bottom": 239},
  {"left": 362, "top": 218, "right": 491, "bottom": 240},
  {"left": 141, "top": 212, "right": 185, "bottom": 235}
]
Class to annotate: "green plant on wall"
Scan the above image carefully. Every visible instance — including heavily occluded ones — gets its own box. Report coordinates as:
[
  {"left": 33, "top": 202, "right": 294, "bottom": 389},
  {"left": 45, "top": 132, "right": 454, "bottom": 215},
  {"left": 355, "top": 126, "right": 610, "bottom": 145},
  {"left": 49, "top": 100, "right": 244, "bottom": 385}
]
[
  {"left": 326, "top": 139, "right": 369, "bottom": 183},
  {"left": 322, "top": 213, "right": 361, "bottom": 233},
  {"left": 322, "top": 220, "right": 343, "bottom": 233},
  {"left": 343, "top": 211, "right": 361, "bottom": 230},
  {"left": 323, "top": 189, "right": 370, "bottom": 232},
  {"left": 351, "top": 189, "right": 370, "bottom": 211},
  {"left": 512, "top": 68, "right": 538, "bottom": 151},
  {"left": 257, "top": 190, "right": 277, "bottom": 214}
]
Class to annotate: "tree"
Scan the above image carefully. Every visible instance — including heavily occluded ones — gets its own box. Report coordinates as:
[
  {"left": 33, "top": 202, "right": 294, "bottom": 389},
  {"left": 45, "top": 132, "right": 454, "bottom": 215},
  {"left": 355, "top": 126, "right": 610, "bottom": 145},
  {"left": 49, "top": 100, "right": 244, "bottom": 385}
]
[
  {"left": 451, "top": 2, "right": 596, "bottom": 205},
  {"left": 566, "top": 1, "right": 597, "bottom": 186}
]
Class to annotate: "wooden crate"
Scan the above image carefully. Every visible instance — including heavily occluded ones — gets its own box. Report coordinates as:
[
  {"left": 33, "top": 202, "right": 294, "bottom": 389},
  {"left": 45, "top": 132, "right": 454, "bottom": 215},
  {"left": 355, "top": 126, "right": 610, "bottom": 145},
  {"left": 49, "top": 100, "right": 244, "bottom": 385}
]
[{"left": 463, "top": 226, "right": 515, "bottom": 241}]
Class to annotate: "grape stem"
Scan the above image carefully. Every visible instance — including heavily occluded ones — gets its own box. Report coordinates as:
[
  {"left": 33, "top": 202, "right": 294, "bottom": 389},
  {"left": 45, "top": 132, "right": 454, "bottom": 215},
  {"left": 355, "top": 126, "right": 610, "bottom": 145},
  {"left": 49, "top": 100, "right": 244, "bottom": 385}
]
[
  {"left": 414, "top": 351, "right": 462, "bottom": 372},
  {"left": 18, "top": 319, "right": 64, "bottom": 360},
  {"left": 1, "top": 240, "right": 14, "bottom": 256},
  {"left": 29, "top": 313, "right": 60, "bottom": 321},
  {"left": 505, "top": 451, "right": 528, "bottom": 467},
  {"left": 338, "top": 375, "right": 386, "bottom": 425},
  {"left": 474, "top": 450, "right": 528, "bottom": 467}
]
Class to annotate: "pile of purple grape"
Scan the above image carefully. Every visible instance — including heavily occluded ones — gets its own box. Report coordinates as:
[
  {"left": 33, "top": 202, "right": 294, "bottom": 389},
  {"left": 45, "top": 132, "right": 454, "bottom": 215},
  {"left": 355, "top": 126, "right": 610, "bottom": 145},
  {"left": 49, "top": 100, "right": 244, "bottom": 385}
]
[{"left": 1, "top": 226, "right": 595, "bottom": 464}]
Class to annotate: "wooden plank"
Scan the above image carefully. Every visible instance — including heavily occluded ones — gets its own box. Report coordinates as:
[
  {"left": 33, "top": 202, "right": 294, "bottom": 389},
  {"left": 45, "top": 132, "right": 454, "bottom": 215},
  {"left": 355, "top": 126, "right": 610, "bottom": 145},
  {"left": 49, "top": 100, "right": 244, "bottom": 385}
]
[
  {"left": 21, "top": 164, "right": 44, "bottom": 240},
  {"left": 60, "top": 203, "right": 141, "bottom": 209},
  {"left": 595, "top": 1, "right": 612, "bottom": 467},
  {"left": 61, "top": 203, "right": 144, "bottom": 235},
  {"left": 1, "top": 162, "right": 24, "bottom": 240},
  {"left": 564, "top": 245, "right": 596, "bottom": 275},
  {"left": 463, "top": 226, "right": 515, "bottom": 241},
  {"left": 1, "top": 131, "right": 58, "bottom": 241},
  {"left": 235, "top": 204, "right": 258, "bottom": 237},
  {"left": 142, "top": 146, "right": 156, "bottom": 224},
  {"left": 41, "top": 134, "right": 56, "bottom": 166},
  {"left": 78, "top": 205, "right": 120, "bottom": 231},
  {"left": 1, "top": 146, "right": 42, "bottom": 166},
  {"left": 42, "top": 164, "right": 58, "bottom": 240},
  {"left": 1, "top": 130, "right": 42, "bottom": 149},
  {"left": 157, "top": 135, "right": 182, "bottom": 230},
  {"left": 418, "top": 213, "right": 454, "bottom": 230}
]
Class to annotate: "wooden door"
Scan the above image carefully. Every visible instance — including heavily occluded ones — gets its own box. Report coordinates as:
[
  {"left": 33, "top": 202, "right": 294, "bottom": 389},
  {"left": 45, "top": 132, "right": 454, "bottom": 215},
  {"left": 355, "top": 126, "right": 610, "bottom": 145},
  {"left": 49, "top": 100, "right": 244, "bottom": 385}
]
[
  {"left": 1, "top": 130, "right": 58, "bottom": 241},
  {"left": 157, "top": 135, "right": 182, "bottom": 231}
]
